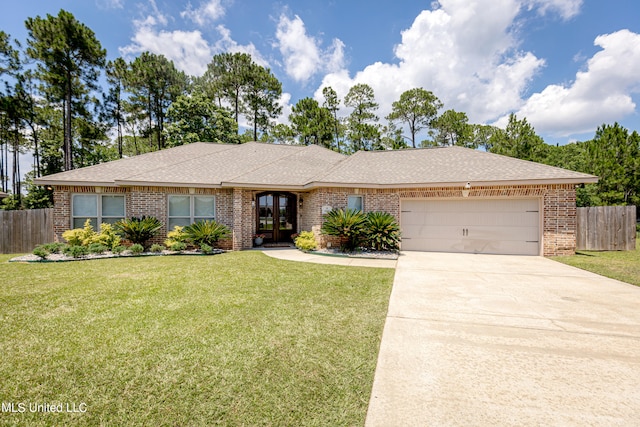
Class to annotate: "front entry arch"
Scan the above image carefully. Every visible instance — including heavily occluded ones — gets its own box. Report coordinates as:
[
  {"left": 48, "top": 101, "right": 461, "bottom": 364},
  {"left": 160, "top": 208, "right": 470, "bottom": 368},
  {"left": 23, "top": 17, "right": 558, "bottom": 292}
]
[{"left": 256, "top": 192, "right": 297, "bottom": 243}]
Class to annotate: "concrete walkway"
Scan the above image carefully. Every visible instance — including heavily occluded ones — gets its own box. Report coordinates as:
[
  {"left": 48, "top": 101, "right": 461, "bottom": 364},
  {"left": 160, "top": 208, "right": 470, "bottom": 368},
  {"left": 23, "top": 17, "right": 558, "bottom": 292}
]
[
  {"left": 365, "top": 252, "right": 640, "bottom": 426},
  {"left": 258, "top": 247, "right": 397, "bottom": 268}
]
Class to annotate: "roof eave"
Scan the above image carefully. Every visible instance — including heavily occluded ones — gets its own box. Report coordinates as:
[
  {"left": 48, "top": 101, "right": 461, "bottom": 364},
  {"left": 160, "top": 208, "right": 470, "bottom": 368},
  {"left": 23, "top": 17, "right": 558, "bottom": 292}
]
[
  {"left": 220, "top": 182, "right": 306, "bottom": 190},
  {"left": 306, "top": 176, "right": 599, "bottom": 189},
  {"left": 33, "top": 178, "right": 117, "bottom": 187},
  {"left": 113, "top": 180, "right": 224, "bottom": 188}
]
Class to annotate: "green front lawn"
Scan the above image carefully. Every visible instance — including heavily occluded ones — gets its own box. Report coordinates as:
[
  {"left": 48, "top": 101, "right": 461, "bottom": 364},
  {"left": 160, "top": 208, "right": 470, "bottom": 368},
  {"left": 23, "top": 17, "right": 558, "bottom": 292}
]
[
  {"left": 0, "top": 252, "right": 394, "bottom": 426},
  {"left": 552, "top": 236, "right": 640, "bottom": 286}
]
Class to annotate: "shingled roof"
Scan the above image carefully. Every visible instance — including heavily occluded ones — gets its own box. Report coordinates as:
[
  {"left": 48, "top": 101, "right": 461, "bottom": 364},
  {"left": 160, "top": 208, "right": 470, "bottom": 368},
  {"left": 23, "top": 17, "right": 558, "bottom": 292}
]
[{"left": 35, "top": 141, "right": 597, "bottom": 189}]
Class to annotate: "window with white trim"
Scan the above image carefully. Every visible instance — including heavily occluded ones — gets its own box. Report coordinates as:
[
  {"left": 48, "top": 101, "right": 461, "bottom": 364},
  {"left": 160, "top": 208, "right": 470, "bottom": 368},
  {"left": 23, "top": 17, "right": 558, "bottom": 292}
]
[
  {"left": 347, "top": 195, "right": 363, "bottom": 212},
  {"left": 72, "top": 194, "right": 125, "bottom": 228},
  {"left": 168, "top": 195, "right": 215, "bottom": 229}
]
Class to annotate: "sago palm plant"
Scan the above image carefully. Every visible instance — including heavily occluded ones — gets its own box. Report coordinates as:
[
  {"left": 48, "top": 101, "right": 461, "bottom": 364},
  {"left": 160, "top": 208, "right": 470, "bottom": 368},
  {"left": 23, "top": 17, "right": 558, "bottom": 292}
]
[
  {"left": 320, "top": 208, "right": 367, "bottom": 251},
  {"left": 365, "top": 211, "right": 401, "bottom": 251}
]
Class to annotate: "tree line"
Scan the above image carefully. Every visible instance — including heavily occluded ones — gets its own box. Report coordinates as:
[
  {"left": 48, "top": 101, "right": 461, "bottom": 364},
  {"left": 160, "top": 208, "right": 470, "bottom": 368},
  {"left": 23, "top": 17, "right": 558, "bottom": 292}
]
[{"left": 0, "top": 9, "right": 637, "bottom": 210}]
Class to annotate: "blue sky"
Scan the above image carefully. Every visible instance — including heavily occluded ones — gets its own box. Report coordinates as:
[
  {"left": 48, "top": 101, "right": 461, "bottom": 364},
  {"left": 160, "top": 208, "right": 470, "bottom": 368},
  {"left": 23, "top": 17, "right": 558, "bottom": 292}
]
[{"left": 2, "top": 0, "right": 640, "bottom": 146}]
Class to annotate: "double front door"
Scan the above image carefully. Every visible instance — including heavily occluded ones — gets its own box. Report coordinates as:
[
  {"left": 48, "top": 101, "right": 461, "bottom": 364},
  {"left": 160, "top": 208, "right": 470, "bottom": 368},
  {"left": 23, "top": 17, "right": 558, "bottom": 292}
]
[{"left": 256, "top": 192, "right": 297, "bottom": 243}]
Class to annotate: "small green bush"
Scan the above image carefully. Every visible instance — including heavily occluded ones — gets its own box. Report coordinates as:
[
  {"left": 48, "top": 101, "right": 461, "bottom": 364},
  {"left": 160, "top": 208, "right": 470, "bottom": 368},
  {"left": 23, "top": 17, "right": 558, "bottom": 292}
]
[
  {"left": 32, "top": 245, "right": 49, "bottom": 259},
  {"left": 200, "top": 243, "right": 213, "bottom": 254},
  {"left": 165, "top": 225, "right": 188, "bottom": 248},
  {"left": 129, "top": 243, "right": 144, "bottom": 254},
  {"left": 62, "top": 219, "right": 96, "bottom": 246},
  {"left": 92, "top": 223, "right": 121, "bottom": 250},
  {"left": 88, "top": 243, "right": 108, "bottom": 254},
  {"left": 294, "top": 231, "right": 317, "bottom": 251},
  {"left": 150, "top": 243, "right": 164, "bottom": 253},
  {"left": 184, "top": 220, "right": 230, "bottom": 248},
  {"left": 112, "top": 245, "right": 127, "bottom": 254},
  {"left": 170, "top": 242, "right": 187, "bottom": 251},
  {"left": 42, "top": 242, "right": 65, "bottom": 254},
  {"left": 64, "top": 245, "right": 88, "bottom": 258},
  {"left": 115, "top": 216, "right": 162, "bottom": 249}
]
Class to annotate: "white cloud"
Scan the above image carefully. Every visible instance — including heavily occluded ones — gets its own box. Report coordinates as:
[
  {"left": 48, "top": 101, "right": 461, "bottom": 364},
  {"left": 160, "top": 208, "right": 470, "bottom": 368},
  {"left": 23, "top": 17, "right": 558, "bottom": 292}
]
[
  {"left": 503, "top": 29, "right": 640, "bottom": 136},
  {"left": 120, "top": 1, "right": 212, "bottom": 75},
  {"left": 527, "top": 0, "right": 582, "bottom": 20},
  {"left": 275, "top": 14, "right": 345, "bottom": 83},
  {"left": 314, "top": 0, "right": 546, "bottom": 125},
  {"left": 181, "top": 0, "right": 226, "bottom": 26},
  {"left": 96, "top": 0, "right": 124, "bottom": 10},
  {"left": 213, "top": 25, "right": 270, "bottom": 68}
]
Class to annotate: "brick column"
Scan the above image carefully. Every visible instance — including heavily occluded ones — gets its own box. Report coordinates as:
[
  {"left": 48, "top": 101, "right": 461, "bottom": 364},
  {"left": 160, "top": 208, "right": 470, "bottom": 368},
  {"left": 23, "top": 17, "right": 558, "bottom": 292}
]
[{"left": 232, "top": 188, "right": 252, "bottom": 250}]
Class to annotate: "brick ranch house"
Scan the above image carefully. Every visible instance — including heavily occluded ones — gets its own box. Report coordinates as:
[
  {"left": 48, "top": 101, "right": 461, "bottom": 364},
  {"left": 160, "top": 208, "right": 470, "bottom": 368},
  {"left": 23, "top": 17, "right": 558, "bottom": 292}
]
[{"left": 35, "top": 142, "right": 598, "bottom": 256}]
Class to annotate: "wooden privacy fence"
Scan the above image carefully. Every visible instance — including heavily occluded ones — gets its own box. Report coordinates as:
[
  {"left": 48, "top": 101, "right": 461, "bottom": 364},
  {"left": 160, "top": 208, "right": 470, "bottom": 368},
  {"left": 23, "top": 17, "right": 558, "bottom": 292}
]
[
  {"left": 576, "top": 206, "right": 637, "bottom": 251},
  {"left": 0, "top": 208, "right": 54, "bottom": 254}
]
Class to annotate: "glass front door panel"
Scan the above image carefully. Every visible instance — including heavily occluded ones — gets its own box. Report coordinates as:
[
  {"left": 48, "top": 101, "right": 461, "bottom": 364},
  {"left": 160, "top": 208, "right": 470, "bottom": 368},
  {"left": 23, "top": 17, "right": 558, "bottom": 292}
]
[
  {"left": 258, "top": 195, "right": 273, "bottom": 231},
  {"left": 279, "top": 196, "right": 293, "bottom": 230}
]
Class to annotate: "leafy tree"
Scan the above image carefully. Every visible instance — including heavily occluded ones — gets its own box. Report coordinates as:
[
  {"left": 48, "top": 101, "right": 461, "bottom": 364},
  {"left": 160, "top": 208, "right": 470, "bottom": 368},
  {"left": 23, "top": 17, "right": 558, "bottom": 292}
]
[
  {"left": 127, "top": 52, "right": 187, "bottom": 150},
  {"left": 430, "top": 109, "right": 473, "bottom": 147},
  {"left": 584, "top": 123, "right": 640, "bottom": 205},
  {"left": 379, "top": 123, "right": 409, "bottom": 150},
  {"left": 489, "top": 113, "right": 545, "bottom": 161},
  {"left": 387, "top": 88, "right": 442, "bottom": 148},
  {"left": 471, "top": 124, "right": 498, "bottom": 151},
  {"left": 266, "top": 123, "right": 296, "bottom": 145},
  {"left": 322, "top": 86, "right": 343, "bottom": 152},
  {"left": 165, "top": 91, "right": 239, "bottom": 146},
  {"left": 289, "top": 97, "right": 333, "bottom": 147},
  {"left": 103, "top": 58, "right": 129, "bottom": 158},
  {"left": 344, "top": 83, "right": 380, "bottom": 152},
  {"left": 25, "top": 9, "right": 106, "bottom": 171},
  {"left": 243, "top": 64, "right": 282, "bottom": 141},
  {"left": 203, "top": 52, "right": 253, "bottom": 125}
]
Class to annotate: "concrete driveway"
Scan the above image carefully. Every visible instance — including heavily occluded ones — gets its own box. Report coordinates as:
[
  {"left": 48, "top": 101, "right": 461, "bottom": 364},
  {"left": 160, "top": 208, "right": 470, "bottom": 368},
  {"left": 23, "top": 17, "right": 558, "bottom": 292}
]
[{"left": 366, "top": 252, "right": 640, "bottom": 426}]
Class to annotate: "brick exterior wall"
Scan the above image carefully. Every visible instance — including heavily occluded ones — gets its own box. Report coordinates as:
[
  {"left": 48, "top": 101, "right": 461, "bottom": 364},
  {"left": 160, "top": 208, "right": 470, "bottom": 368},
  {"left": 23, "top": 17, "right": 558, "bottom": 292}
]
[
  {"left": 53, "top": 186, "right": 234, "bottom": 250},
  {"left": 297, "top": 184, "right": 577, "bottom": 256},
  {"left": 53, "top": 183, "right": 577, "bottom": 256}
]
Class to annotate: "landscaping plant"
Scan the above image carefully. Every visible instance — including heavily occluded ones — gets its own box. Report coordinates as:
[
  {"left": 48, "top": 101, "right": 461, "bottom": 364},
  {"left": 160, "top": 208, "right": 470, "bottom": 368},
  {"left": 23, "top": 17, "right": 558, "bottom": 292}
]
[
  {"left": 115, "top": 216, "right": 163, "bottom": 249},
  {"left": 150, "top": 243, "right": 164, "bottom": 253},
  {"left": 294, "top": 231, "right": 318, "bottom": 251},
  {"left": 321, "top": 208, "right": 367, "bottom": 251},
  {"left": 129, "top": 243, "right": 144, "bottom": 254},
  {"left": 365, "top": 211, "right": 401, "bottom": 251},
  {"left": 183, "top": 219, "right": 230, "bottom": 248},
  {"left": 164, "top": 225, "right": 188, "bottom": 248}
]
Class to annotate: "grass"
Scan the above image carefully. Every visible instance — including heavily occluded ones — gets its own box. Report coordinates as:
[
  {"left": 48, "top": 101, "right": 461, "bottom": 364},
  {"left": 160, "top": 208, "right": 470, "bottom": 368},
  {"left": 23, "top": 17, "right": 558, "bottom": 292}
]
[
  {"left": 552, "top": 235, "right": 640, "bottom": 286},
  {"left": 0, "top": 251, "right": 394, "bottom": 426}
]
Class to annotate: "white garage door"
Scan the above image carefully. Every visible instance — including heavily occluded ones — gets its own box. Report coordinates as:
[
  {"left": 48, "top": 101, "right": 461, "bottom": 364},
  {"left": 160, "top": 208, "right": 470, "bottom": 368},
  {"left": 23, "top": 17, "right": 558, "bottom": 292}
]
[{"left": 401, "top": 199, "right": 540, "bottom": 255}]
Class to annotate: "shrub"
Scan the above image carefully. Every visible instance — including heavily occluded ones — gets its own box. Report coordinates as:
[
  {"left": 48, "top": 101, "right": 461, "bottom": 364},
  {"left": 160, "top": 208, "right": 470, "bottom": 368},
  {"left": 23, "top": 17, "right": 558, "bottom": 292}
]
[
  {"left": 62, "top": 219, "right": 95, "bottom": 246},
  {"left": 150, "top": 243, "right": 164, "bottom": 253},
  {"left": 115, "top": 216, "right": 162, "bottom": 249},
  {"left": 88, "top": 243, "right": 108, "bottom": 254},
  {"left": 92, "top": 223, "right": 121, "bottom": 250},
  {"left": 321, "top": 208, "right": 367, "bottom": 252},
  {"left": 112, "top": 245, "right": 126, "bottom": 254},
  {"left": 129, "top": 243, "right": 144, "bottom": 254},
  {"left": 294, "top": 231, "right": 317, "bottom": 251},
  {"left": 200, "top": 243, "right": 213, "bottom": 254},
  {"left": 365, "top": 211, "right": 401, "bottom": 251},
  {"left": 32, "top": 245, "right": 49, "bottom": 260},
  {"left": 183, "top": 220, "right": 230, "bottom": 248},
  {"left": 64, "top": 245, "right": 88, "bottom": 258},
  {"left": 42, "top": 242, "right": 65, "bottom": 254},
  {"left": 164, "top": 225, "right": 188, "bottom": 248},
  {"left": 170, "top": 242, "right": 187, "bottom": 252}
]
